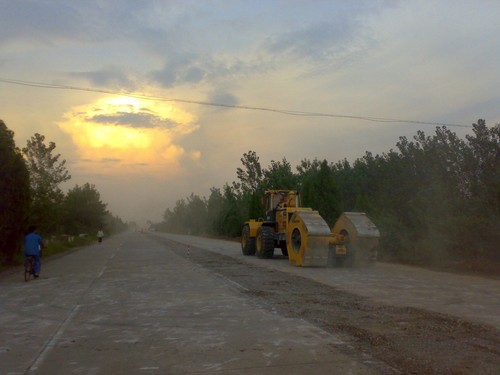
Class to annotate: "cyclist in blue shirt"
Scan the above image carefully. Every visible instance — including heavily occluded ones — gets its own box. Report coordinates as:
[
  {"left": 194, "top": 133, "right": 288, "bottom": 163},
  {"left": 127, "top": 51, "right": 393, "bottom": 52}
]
[{"left": 24, "top": 225, "right": 45, "bottom": 278}]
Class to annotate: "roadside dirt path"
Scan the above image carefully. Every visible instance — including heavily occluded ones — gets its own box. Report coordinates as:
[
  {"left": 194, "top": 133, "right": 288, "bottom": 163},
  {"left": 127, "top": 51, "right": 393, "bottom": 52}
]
[{"left": 149, "top": 233, "right": 500, "bottom": 375}]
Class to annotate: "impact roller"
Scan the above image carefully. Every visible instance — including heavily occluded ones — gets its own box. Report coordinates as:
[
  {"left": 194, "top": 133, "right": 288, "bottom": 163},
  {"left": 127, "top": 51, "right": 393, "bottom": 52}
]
[
  {"left": 329, "top": 212, "right": 380, "bottom": 266},
  {"left": 287, "top": 210, "right": 331, "bottom": 267},
  {"left": 241, "top": 190, "right": 380, "bottom": 267}
]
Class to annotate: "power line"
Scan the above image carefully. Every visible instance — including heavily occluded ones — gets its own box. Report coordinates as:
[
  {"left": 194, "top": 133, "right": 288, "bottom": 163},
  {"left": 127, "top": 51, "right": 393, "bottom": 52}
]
[{"left": 0, "top": 77, "right": 472, "bottom": 128}]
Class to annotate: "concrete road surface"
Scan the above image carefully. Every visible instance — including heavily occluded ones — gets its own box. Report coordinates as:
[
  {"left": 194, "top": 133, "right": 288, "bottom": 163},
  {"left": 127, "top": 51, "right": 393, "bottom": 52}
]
[
  {"left": 160, "top": 232, "right": 500, "bottom": 329},
  {"left": 0, "top": 232, "right": 389, "bottom": 375}
]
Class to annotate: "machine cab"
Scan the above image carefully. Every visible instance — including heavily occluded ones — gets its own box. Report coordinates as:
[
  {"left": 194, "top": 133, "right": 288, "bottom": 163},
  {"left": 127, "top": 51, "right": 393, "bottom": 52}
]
[{"left": 264, "top": 190, "right": 300, "bottom": 221}]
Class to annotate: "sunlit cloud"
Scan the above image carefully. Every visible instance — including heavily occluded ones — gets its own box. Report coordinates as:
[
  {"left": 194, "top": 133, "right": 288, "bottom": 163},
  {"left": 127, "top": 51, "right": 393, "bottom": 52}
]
[
  {"left": 189, "top": 150, "right": 201, "bottom": 161},
  {"left": 58, "top": 96, "right": 199, "bottom": 175}
]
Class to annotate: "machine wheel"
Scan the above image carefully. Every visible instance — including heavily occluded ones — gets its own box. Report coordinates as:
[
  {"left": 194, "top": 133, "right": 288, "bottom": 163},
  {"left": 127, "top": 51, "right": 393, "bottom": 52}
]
[
  {"left": 241, "top": 225, "right": 256, "bottom": 256},
  {"left": 256, "top": 226, "right": 274, "bottom": 259},
  {"left": 280, "top": 242, "right": 288, "bottom": 256},
  {"left": 290, "top": 227, "right": 302, "bottom": 254}
]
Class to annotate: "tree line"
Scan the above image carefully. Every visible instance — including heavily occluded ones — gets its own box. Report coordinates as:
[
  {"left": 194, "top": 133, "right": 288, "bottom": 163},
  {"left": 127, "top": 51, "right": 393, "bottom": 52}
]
[
  {"left": 0, "top": 119, "right": 127, "bottom": 265},
  {"left": 155, "top": 120, "right": 499, "bottom": 269}
]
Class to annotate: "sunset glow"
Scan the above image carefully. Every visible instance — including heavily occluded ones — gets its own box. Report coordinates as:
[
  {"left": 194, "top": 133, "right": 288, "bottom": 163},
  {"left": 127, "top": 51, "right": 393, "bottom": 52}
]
[{"left": 58, "top": 96, "right": 199, "bottom": 174}]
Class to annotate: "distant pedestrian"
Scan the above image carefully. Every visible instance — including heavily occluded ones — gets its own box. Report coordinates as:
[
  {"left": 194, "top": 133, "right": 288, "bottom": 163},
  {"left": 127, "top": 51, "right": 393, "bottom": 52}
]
[
  {"left": 97, "top": 229, "right": 104, "bottom": 243},
  {"left": 24, "top": 225, "right": 44, "bottom": 278}
]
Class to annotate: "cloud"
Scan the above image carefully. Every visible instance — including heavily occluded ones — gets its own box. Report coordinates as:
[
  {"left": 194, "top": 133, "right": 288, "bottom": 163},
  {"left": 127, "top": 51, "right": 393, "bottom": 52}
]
[
  {"left": 262, "top": 12, "right": 378, "bottom": 74},
  {"left": 57, "top": 95, "right": 199, "bottom": 176},
  {"left": 0, "top": 1, "right": 139, "bottom": 47},
  {"left": 144, "top": 2, "right": 387, "bottom": 87},
  {"left": 67, "top": 67, "right": 136, "bottom": 89},
  {"left": 0, "top": 1, "right": 83, "bottom": 45},
  {"left": 99, "top": 158, "right": 121, "bottom": 163},
  {"left": 266, "top": 21, "right": 354, "bottom": 57},
  {"left": 149, "top": 54, "right": 265, "bottom": 88},
  {"left": 0, "top": 0, "right": 175, "bottom": 47},
  {"left": 4, "top": 1, "right": 381, "bottom": 88},
  {"left": 149, "top": 53, "right": 210, "bottom": 88},
  {"left": 207, "top": 90, "right": 239, "bottom": 107},
  {"left": 184, "top": 66, "right": 206, "bottom": 83},
  {"left": 150, "top": 62, "right": 207, "bottom": 87},
  {"left": 88, "top": 112, "right": 178, "bottom": 129}
]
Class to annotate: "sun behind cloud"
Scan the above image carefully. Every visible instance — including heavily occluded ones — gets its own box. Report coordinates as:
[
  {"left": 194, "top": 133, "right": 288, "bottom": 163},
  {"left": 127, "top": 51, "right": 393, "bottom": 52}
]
[{"left": 58, "top": 96, "right": 199, "bottom": 175}]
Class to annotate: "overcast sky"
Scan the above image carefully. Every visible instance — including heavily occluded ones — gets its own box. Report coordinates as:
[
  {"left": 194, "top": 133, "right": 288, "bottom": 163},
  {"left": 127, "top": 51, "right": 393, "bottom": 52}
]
[{"left": 1, "top": 0, "right": 499, "bottom": 224}]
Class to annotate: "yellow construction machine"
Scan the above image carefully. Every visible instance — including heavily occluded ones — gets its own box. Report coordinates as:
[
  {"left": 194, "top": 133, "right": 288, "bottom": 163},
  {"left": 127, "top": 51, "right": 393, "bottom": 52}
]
[{"left": 241, "top": 190, "right": 379, "bottom": 267}]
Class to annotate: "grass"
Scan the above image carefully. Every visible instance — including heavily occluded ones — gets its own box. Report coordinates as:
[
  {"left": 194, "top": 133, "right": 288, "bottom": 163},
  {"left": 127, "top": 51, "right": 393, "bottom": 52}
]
[{"left": 0, "top": 235, "right": 96, "bottom": 273}]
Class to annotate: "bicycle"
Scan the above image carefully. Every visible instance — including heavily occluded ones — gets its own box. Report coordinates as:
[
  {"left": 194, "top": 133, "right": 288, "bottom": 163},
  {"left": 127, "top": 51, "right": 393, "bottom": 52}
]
[{"left": 24, "top": 255, "right": 35, "bottom": 282}]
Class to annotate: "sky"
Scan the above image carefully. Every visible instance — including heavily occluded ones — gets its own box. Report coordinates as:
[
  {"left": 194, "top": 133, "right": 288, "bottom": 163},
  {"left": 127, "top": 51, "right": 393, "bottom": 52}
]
[{"left": 1, "top": 0, "right": 499, "bottom": 224}]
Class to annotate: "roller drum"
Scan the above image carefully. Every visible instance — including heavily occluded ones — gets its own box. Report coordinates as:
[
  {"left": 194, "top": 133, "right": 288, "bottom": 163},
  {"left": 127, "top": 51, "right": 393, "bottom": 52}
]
[
  {"left": 331, "top": 212, "right": 379, "bottom": 266},
  {"left": 287, "top": 210, "right": 331, "bottom": 267}
]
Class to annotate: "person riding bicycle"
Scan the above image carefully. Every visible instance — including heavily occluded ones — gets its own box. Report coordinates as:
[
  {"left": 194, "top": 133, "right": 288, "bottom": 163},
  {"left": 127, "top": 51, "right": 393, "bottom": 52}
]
[
  {"left": 97, "top": 229, "right": 104, "bottom": 243},
  {"left": 24, "top": 225, "right": 45, "bottom": 278}
]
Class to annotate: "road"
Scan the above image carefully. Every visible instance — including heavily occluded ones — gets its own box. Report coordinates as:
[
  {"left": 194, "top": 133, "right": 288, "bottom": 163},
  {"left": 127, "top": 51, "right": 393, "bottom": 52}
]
[
  {"left": 1, "top": 231, "right": 498, "bottom": 374},
  {"left": 1, "top": 232, "right": 388, "bottom": 375},
  {"left": 160, "top": 233, "right": 500, "bottom": 329}
]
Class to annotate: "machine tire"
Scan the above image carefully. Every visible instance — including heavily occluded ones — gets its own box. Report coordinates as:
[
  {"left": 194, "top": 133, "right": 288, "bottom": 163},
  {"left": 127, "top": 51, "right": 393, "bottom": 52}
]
[
  {"left": 280, "top": 242, "right": 288, "bottom": 257},
  {"left": 290, "top": 227, "right": 303, "bottom": 254},
  {"left": 241, "top": 225, "right": 256, "bottom": 256},
  {"left": 256, "top": 226, "right": 274, "bottom": 259}
]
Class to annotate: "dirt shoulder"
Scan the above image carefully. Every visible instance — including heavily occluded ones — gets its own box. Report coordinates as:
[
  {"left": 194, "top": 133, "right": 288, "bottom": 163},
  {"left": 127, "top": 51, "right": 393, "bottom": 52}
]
[
  {"left": 424, "top": 258, "right": 500, "bottom": 280},
  {"left": 153, "top": 235, "right": 500, "bottom": 375},
  {"left": 222, "top": 235, "right": 500, "bottom": 280}
]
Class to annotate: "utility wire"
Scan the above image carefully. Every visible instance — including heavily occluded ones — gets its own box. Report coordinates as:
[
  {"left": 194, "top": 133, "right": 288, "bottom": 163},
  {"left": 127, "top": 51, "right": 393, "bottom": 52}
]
[{"left": 0, "top": 77, "right": 472, "bottom": 128}]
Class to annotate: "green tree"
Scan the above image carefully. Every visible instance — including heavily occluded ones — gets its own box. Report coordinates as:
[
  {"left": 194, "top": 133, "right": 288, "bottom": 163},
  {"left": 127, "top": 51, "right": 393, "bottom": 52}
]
[
  {"left": 407, "top": 127, "right": 469, "bottom": 262},
  {"left": 221, "top": 183, "right": 244, "bottom": 237},
  {"left": 460, "top": 120, "right": 500, "bottom": 258},
  {"left": 157, "top": 121, "right": 499, "bottom": 272},
  {"left": 162, "top": 199, "right": 188, "bottom": 234},
  {"left": 236, "top": 151, "right": 265, "bottom": 220},
  {"left": 299, "top": 159, "right": 342, "bottom": 226},
  {"left": 464, "top": 120, "right": 500, "bottom": 217},
  {"left": 206, "top": 187, "right": 225, "bottom": 235},
  {"left": 103, "top": 212, "right": 127, "bottom": 234},
  {"left": 330, "top": 158, "right": 356, "bottom": 211},
  {"left": 236, "top": 150, "right": 263, "bottom": 194},
  {"left": 263, "top": 157, "right": 298, "bottom": 190},
  {"left": 22, "top": 133, "right": 71, "bottom": 234},
  {"left": 0, "top": 120, "right": 30, "bottom": 264},
  {"left": 184, "top": 193, "right": 208, "bottom": 235},
  {"left": 62, "top": 183, "right": 107, "bottom": 235}
]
